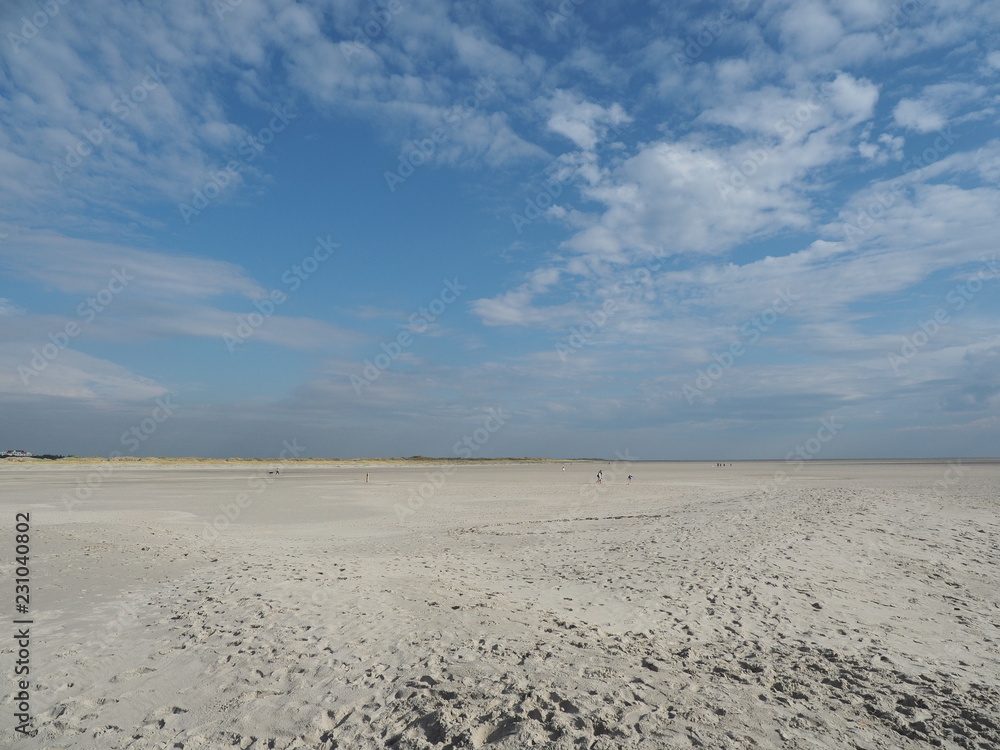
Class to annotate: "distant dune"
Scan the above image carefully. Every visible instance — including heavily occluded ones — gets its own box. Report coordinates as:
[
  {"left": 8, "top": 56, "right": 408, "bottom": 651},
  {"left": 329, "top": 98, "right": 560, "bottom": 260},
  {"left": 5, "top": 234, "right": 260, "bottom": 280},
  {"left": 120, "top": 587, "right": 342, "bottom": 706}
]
[{"left": 2, "top": 455, "right": 596, "bottom": 466}]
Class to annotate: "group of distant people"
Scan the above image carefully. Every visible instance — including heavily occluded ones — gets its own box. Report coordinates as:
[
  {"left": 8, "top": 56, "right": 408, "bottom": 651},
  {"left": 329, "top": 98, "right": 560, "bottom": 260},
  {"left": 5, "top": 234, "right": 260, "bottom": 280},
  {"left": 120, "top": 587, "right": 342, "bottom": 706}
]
[{"left": 593, "top": 469, "right": 633, "bottom": 485}]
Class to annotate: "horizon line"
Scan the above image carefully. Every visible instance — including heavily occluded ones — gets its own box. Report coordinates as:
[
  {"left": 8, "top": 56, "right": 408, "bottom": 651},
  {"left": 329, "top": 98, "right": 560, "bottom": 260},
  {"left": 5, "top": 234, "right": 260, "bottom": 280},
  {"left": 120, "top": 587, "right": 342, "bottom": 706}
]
[{"left": 4, "top": 455, "right": 997, "bottom": 463}]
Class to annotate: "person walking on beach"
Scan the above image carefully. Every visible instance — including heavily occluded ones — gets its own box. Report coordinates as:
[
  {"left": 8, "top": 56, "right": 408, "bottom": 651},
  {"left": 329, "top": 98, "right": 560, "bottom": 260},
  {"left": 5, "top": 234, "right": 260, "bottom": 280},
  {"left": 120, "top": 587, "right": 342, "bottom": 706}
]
[
  {"left": 627, "top": 474, "right": 633, "bottom": 485},
  {"left": 596, "top": 469, "right": 603, "bottom": 484}
]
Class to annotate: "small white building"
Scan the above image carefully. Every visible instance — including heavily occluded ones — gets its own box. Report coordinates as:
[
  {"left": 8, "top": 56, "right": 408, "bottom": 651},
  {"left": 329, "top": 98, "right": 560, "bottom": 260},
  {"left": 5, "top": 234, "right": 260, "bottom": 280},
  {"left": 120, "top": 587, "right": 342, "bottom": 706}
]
[{"left": 2, "top": 449, "right": 32, "bottom": 457}]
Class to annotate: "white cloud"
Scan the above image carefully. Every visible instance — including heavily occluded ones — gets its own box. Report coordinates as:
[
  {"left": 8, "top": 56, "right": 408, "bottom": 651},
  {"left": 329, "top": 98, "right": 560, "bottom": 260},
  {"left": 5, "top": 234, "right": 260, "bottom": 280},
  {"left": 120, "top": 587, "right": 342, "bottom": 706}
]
[
  {"left": 698, "top": 73, "right": 877, "bottom": 138},
  {"left": 474, "top": 69, "right": 885, "bottom": 329},
  {"left": 779, "top": 0, "right": 846, "bottom": 55},
  {"left": 893, "top": 98, "right": 947, "bottom": 133},
  {"left": 0, "top": 225, "right": 360, "bottom": 404},
  {"left": 471, "top": 267, "right": 568, "bottom": 327},
  {"left": 104, "top": 298, "right": 358, "bottom": 351},
  {"left": 857, "top": 126, "right": 904, "bottom": 163},
  {"left": 831, "top": 0, "right": 892, "bottom": 28},
  {"left": 0, "top": 298, "right": 24, "bottom": 316},
  {"left": 826, "top": 71, "right": 880, "bottom": 122},
  {"left": 544, "top": 90, "right": 630, "bottom": 152},
  {"left": 0, "top": 0, "right": 552, "bottom": 235},
  {"left": 494, "top": 71, "right": 880, "bottom": 288},
  {"left": 471, "top": 128, "right": 1000, "bottom": 443},
  {"left": 562, "top": 140, "right": 811, "bottom": 262},
  {"left": 0, "top": 346, "right": 167, "bottom": 401},
  {"left": 893, "top": 82, "right": 988, "bottom": 133},
  {"left": 0, "top": 230, "right": 264, "bottom": 299}
]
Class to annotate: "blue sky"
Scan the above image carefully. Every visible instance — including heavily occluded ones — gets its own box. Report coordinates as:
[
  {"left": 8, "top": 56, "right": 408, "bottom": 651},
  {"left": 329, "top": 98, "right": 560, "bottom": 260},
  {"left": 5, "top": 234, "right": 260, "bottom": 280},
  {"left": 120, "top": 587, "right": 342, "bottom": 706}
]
[{"left": 1, "top": 0, "right": 999, "bottom": 459}]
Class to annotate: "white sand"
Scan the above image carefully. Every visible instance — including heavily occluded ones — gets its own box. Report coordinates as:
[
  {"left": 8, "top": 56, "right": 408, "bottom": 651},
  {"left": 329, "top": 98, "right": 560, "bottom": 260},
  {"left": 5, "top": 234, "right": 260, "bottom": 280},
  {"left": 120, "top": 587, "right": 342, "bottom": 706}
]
[{"left": 2, "top": 459, "right": 999, "bottom": 749}]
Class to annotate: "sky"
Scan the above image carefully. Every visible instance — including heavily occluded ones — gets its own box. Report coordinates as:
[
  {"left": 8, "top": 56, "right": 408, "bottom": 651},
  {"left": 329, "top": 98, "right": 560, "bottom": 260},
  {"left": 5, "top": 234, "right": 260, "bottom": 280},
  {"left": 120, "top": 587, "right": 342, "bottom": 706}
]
[{"left": 1, "top": 0, "right": 999, "bottom": 460}]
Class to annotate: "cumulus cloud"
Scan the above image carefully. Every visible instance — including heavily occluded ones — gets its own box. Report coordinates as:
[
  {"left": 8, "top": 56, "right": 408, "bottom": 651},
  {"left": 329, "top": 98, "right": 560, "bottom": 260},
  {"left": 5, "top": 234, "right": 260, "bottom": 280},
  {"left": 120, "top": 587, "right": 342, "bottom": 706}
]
[
  {"left": 858, "top": 132, "right": 904, "bottom": 163},
  {"left": 471, "top": 267, "right": 566, "bottom": 327},
  {"left": 544, "top": 90, "right": 631, "bottom": 152},
  {"left": 894, "top": 98, "right": 947, "bottom": 133},
  {"left": 893, "top": 82, "right": 988, "bottom": 133},
  {"left": 779, "top": 0, "right": 845, "bottom": 55}
]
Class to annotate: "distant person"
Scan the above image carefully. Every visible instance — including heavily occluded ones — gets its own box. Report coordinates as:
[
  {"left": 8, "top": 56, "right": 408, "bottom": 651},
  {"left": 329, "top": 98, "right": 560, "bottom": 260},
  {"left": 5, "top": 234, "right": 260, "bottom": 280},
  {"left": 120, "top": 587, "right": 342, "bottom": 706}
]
[{"left": 628, "top": 474, "right": 633, "bottom": 485}]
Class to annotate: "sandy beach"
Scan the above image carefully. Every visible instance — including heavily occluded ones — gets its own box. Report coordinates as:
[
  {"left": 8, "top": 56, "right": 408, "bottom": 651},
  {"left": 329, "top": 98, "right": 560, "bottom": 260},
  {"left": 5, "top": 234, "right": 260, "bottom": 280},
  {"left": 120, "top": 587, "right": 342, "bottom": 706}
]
[{"left": 2, "top": 459, "right": 999, "bottom": 749}]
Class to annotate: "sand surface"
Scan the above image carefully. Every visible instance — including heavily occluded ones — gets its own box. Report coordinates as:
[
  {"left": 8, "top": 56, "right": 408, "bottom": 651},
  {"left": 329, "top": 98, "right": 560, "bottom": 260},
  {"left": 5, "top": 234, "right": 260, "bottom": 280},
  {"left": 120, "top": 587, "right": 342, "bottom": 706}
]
[{"left": 1, "top": 459, "right": 999, "bottom": 749}]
